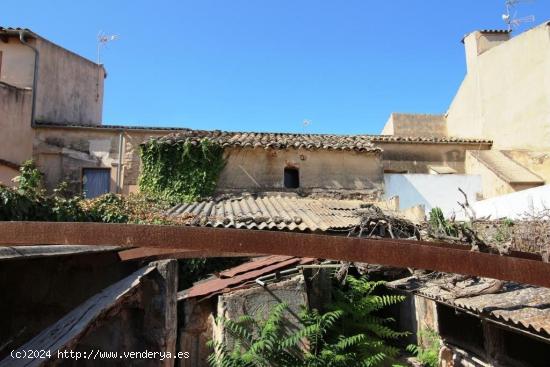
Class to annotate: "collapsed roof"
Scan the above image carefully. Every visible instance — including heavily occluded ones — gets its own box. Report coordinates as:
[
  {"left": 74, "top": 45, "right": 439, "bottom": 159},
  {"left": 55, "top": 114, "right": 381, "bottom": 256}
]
[{"left": 388, "top": 273, "right": 550, "bottom": 339}]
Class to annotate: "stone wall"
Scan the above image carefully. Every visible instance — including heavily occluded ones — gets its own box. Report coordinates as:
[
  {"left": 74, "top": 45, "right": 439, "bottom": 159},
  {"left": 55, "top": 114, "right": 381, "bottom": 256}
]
[
  {"left": 381, "top": 113, "right": 447, "bottom": 137},
  {"left": 33, "top": 127, "right": 121, "bottom": 193},
  {"left": 377, "top": 142, "right": 491, "bottom": 174},
  {"left": 0, "top": 82, "right": 33, "bottom": 165},
  {"left": 218, "top": 147, "right": 384, "bottom": 194}
]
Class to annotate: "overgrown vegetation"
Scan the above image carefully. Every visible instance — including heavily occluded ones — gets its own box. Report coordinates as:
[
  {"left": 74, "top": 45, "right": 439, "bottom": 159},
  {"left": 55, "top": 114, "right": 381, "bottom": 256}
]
[
  {"left": 428, "top": 207, "right": 458, "bottom": 238},
  {"left": 208, "top": 275, "right": 408, "bottom": 367},
  {"left": 0, "top": 160, "right": 173, "bottom": 223},
  {"left": 406, "top": 329, "right": 440, "bottom": 367},
  {"left": 139, "top": 138, "right": 225, "bottom": 204}
]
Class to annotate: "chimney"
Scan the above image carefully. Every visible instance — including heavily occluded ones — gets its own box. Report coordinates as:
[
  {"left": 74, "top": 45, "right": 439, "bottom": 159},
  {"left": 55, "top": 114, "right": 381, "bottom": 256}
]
[{"left": 462, "top": 30, "right": 511, "bottom": 72}]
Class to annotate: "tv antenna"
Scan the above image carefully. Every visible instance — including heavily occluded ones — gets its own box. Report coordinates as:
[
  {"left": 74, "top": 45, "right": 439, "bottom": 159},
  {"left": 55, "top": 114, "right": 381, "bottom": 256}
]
[
  {"left": 97, "top": 31, "right": 119, "bottom": 64},
  {"left": 502, "top": 0, "right": 535, "bottom": 31},
  {"left": 95, "top": 31, "right": 119, "bottom": 102}
]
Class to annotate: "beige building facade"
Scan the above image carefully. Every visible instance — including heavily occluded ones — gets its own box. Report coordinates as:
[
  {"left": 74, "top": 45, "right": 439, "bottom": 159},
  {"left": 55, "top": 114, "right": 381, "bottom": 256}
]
[
  {"left": 3, "top": 24, "right": 549, "bottom": 203},
  {"left": 383, "top": 21, "right": 550, "bottom": 200},
  {"left": 0, "top": 28, "right": 105, "bottom": 126}
]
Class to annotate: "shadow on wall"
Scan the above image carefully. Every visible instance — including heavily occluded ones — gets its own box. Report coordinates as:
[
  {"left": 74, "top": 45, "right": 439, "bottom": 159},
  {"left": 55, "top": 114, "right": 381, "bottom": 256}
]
[{"left": 383, "top": 174, "right": 482, "bottom": 217}]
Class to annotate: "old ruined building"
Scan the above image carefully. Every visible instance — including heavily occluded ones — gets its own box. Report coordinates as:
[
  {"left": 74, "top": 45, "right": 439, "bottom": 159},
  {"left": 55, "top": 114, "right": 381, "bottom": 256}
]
[{"left": 1, "top": 21, "right": 550, "bottom": 367}]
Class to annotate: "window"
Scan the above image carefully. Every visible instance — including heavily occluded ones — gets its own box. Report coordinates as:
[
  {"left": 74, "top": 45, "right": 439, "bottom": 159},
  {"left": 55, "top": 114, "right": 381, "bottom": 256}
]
[
  {"left": 284, "top": 167, "right": 300, "bottom": 188},
  {"left": 82, "top": 168, "right": 111, "bottom": 198}
]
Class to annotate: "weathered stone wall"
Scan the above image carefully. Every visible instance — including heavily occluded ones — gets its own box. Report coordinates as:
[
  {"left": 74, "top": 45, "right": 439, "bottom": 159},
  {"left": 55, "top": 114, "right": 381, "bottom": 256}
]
[
  {"left": 34, "top": 38, "right": 105, "bottom": 125},
  {"left": 121, "top": 130, "right": 172, "bottom": 195},
  {"left": 32, "top": 127, "right": 170, "bottom": 194},
  {"left": 0, "top": 82, "right": 33, "bottom": 165},
  {"left": 0, "top": 35, "right": 105, "bottom": 126},
  {"left": 218, "top": 147, "right": 384, "bottom": 194},
  {"left": 464, "top": 151, "right": 517, "bottom": 200},
  {"left": 381, "top": 113, "right": 447, "bottom": 137},
  {"left": 377, "top": 142, "right": 491, "bottom": 174},
  {"left": 33, "top": 127, "right": 121, "bottom": 193}
]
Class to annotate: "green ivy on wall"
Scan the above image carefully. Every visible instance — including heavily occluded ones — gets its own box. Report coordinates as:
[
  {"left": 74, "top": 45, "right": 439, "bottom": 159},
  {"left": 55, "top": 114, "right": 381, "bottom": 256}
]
[{"left": 139, "top": 138, "right": 225, "bottom": 204}]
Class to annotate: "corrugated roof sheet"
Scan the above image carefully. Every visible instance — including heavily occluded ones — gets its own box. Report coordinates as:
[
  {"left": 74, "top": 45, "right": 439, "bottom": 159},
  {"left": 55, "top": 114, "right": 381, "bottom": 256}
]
[
  {"left": 471, "top": 150, "right": 544, "bottom": 184},
  {"left": 387, "top": 273, "right": 550, "bottom": 337},
  {"left": 180, "top": 255, "right": 315, "bottom": 299},
  {"left": 168, "top": 195, "right": 365, "bottom": 232}
]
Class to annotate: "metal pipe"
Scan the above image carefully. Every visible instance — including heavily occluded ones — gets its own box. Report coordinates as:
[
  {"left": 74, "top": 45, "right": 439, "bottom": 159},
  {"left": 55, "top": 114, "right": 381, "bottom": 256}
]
[
  {"left": 116, "top": 131, "right": 124, "bottom": 193},
  {"left": 256, "top": 267, "right": 301, "bottom": 286},
  {"left": 18, "top": 30, "right": 39, "bottom": 127}
]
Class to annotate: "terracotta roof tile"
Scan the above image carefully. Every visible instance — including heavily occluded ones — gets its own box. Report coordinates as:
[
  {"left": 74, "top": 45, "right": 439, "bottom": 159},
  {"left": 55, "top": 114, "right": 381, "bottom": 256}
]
[
  {"left": 149, "top": 130, "right": 492, "bottom": 152},
  {"left": 154, "top": 130, "right": 382, "bottom": 152}
]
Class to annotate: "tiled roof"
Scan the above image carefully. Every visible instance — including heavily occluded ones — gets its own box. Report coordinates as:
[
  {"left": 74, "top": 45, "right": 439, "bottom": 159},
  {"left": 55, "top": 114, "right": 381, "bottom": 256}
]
[
  {"left": 368, "top": 135, "right": 491, "bottom": 144},
  {"left": 34, "top": 121, "right": 191, "bottom": 132},
  {"left": 151, "top": 130, "right": 491, "bottom": 152},
  {"left": 35, "top": 123, "right": 492, "bottom": 147},
  {"left": 167, "top": 195, "right": 365, "bottom": 232},
  {"left": 180, "top": 255, "right": 315, "bottom": 299},
  {"left": 388, "top": 273, "right": 550, "bottom": 337},
  {"left": 155, "top": 130, "right": 382, "bottom": 152},
  {"left": 0, "top": 27, "right": 37, "bottom": 38}
]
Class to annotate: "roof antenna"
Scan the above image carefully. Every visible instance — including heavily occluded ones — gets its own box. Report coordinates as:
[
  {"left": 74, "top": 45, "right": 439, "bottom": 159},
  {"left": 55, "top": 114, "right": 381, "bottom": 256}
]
[
  {"left": 96, "top": 31, "right": 119, "bottom": 102},
  {"left": 502, "top": 0, "right": 535, "bottom": 31},
  {"left": 97, "top": 31, "right": 119, "bottom": 64}
]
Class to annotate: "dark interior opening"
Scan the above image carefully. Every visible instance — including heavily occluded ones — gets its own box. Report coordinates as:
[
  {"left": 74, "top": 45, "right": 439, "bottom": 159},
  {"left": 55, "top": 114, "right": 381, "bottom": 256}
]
[
  {"left": 498, "top": 325, "right": 550, "bottom": 367},
  {"left": 284, "top": 167, "right": 300, "bottom": 188},
  {"left": 437, "top": 303, "right": 485, "bottom": 356}
]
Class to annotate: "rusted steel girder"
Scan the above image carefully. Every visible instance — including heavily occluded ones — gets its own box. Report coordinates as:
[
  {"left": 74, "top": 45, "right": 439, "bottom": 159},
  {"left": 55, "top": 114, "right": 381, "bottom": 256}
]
[
  {"left": 0, "top": 221, "right": 549, "bottom": 288},
  {"left": 117, "top": 247, "right": 261, "bottom": 261}
]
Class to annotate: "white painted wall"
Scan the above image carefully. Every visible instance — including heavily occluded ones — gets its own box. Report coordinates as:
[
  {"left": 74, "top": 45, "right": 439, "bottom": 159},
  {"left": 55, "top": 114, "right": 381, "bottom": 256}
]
[
  {"left": 384, "top": 174, "right": 482, "bottom": 217},
  {"left": 456, "top": 184, "right": 550, "bottom": 220}
]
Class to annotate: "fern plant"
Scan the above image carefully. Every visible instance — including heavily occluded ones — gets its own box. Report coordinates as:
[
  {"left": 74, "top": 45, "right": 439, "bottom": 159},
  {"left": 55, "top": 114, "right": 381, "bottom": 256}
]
[
  {"left": 208, "top": 275, "right": 408, "bottom": 367},
  {"left": 406, "top": 329, "right": 440, "bottom": 367}
]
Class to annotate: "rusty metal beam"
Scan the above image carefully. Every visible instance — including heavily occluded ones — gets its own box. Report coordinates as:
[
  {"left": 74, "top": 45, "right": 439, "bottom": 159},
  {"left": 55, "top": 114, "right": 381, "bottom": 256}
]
[
  {"left": 118, "top": 247, "right": 262, "bottom": 261},
  {"left": 0, "top": 221, "right": 549, "bottom": 287}
]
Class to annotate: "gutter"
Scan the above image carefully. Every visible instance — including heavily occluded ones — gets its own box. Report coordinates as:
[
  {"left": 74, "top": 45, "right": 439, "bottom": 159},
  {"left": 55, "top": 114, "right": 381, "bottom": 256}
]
[
  {"left": 116, "top": 131, "right": 124, "bottom": 193},
  {"left": 18, "top": 30, "right": 39, "bottom": 127}
]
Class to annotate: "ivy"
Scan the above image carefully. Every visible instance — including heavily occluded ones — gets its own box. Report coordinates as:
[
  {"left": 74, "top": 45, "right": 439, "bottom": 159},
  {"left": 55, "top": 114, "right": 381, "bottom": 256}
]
[{"left": 139, "top": 138, "right": 225, "bottom": 204}]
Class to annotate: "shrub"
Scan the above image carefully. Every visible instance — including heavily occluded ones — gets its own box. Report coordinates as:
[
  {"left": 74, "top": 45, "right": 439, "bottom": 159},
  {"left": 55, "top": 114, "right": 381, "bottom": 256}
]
[
  {"left": 208, "top": 275, "right": 408, "bottom": 367},
  {"left": 406, "top": 329, "right": 440, "bottom": 367}
]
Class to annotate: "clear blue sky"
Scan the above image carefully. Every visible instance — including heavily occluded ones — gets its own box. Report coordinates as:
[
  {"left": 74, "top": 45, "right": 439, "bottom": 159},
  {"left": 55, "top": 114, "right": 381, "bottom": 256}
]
[{"left": 3, "top": 1, "right": 548, "bottom": 134}]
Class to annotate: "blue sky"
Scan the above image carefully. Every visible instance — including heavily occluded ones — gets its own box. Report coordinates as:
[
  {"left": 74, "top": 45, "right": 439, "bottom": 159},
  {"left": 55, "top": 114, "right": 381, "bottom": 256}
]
[{"left": 3, "top": 1, "right": 548, "bottom": 134}]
